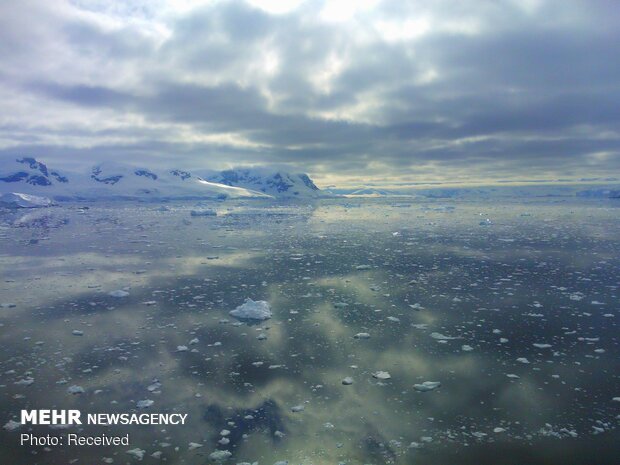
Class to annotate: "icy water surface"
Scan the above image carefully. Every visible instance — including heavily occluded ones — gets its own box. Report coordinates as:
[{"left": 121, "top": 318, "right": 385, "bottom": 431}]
[{"left": 1, "top": 198, "right": 619, "bottom": 464}]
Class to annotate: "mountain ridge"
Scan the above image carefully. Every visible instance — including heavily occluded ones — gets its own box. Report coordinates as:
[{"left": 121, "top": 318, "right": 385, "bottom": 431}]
[{"left": 0, "top": 157, "right": 322, "bottom": 201}]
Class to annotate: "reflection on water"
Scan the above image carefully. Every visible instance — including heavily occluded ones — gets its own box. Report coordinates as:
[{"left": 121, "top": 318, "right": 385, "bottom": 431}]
[{"left": 0, "top": 198, "right": 619, "bottom": 464}]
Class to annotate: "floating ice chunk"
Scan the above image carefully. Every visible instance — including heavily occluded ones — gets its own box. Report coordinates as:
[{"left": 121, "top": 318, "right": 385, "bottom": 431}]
[
  {"left": 0, "top": 192, "right": 53, "bottom": 208},
  {"left": 230, "top": 299, "right": 272, "bottom": 321},
  {"left": 109, "top": 290, "right": 129, "bottom": 298},
  {"left": 372, "top": 371, "right": 391, "bottom": 380},
  {"left": 355, "top": 265, "right": 372, "bottom": 270},
  {"left": 539, "top": 424, "right": 578, "bottom": 438},
  {"left": 493, "top": 427, "right": 506, "bottom": 433},
  {"left": 408, "top": 303, "right": 423, "bottom": 310},
  {"left": 137, "top": 399, "right": 154, "bottom": 409},
  {"left": 0, "top": 303, "right": 17, "bottom": 309},
  {"left": 190, "top": 209, "right": 217, "bottom": 217},
  {"left": 291, "top": 405, "right": 305, "bottom": 412},
  {"left": 353, "top": 332, "right": 370, "bottom": 339},
  {"left": 430, "top": 332, "right": 459, "bottom": 340},
  {"left": 387, "top": 316, "right": 400, "bottom": 322},
  {"left": 612, "top": 397, "right": 620, "bottom": 402},
  {"left": 188, "top": 442, "right": 203, "bottom": 450},
  {"left": 342, "top": 377, "right": 354, "bottom": 385},
  {"left": 220, "top": 429, "right": 230, "bottom": 436},
  {"left": 461, "top": 345, "right": 474, "bottom": 352},
  {"left": 177, "top": 345, "right": 189, "bottom": 352},
  {"left": 147, "top": 381, "right": 161, "bottom": 392},
  {"left": 3, "top": 420, "right": 21, "bottom": 431},
  {"left": 72, "top": 330, "right": 84, "bottom": 336},
  {"left": 413, "top": 381, "right": 441, "bottom": 392},
  {"left": 533, "top": 343, "right": 552, "bottom": 349},
  {"left": 208, "top": 450, "right": 232, "bottom": 461},
  {"left": 506, "top": 374, "right": 520, "bottom": 379},
  {"left": 67, "top": 385, "right": 85, "bottom": 395},
  {"left": 516, "top": 357, "right": 530, "bottom": 364},
  {"left": 15, "top": 377, "right": 34, "bottom": 386},
  {"left": 126, "top": 448, "right": 146, "bottom": 460}
]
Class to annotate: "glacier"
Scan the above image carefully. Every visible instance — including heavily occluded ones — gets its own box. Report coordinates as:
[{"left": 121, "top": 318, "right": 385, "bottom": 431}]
[{"left": 0, "top": 157, "right": 322, "bottom": 202}]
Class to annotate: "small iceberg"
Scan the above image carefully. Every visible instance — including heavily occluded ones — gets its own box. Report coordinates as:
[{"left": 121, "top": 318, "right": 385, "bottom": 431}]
[
  {"left": 190, "top": 209, "right": 217, "bottom": 217},
  {"left": 136, "top": 399, "right": 154, "bottom": 409},
  {"left": 229, "top": 298, "right": 272, "bottom": 321},
  {"left": 67, "top": 385, "right": 85, "bottom": 395},
  {"left": 0, "top": 192, "right": 53, "bottom": 208},
  {"left": 413, "top": 381, "right": 441, "bottom": 392},
  {"left": 208, "top": 450, "right": 232, "bottom": 461},
  {"left": 3, "top": 419, "right": 22, "bottom": 431},
  {"left": 430, "top": 332, "right": 459, "bottom": 341},
  {"left": 109, "top": 290, "right": 130, "bottom": 298}
]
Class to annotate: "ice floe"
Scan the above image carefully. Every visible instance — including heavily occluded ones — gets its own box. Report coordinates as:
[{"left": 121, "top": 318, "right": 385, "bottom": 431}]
[
  {"left": 0, "top": 192, "right": 53, "bottom": 208},
  {"left": 229, "top": 298, "right": 272, "bottom": 321},
  {"left": 109, "top": 289, "right": 130, "bottom": 298},
  {"left": 413, "top": 381, "right": 441, "bottom": 392}
]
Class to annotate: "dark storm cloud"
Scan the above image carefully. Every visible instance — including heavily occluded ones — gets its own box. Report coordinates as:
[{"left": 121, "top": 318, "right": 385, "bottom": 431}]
[{"left": 0, "top": 0, "right": 619, "bottom": 183}]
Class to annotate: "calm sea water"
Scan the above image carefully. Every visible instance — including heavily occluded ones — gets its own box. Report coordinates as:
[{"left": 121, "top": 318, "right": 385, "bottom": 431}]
[{"left": 1, "top": 198, "right": 619, "bottom": 464}]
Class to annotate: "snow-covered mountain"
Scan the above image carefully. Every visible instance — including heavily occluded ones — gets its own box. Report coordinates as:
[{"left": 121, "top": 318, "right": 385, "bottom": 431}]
[
  {"left": 204, "top": 168, "right": 321, "bottom": 198},
  {"left": 576, "top": 187, "right": 620, "bottom": 199},
  {"left": 0, "top": 157, "right": 321, "bottom": 201}
]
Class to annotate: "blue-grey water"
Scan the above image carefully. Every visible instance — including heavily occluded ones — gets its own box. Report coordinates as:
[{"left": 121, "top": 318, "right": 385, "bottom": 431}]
[{"left": 1, "top": 198, "right": 619, "bottom": 464}]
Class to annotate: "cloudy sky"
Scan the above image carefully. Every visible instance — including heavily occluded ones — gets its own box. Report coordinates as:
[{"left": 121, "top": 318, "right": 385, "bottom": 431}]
[{"left": 0, "top": 0, "right": 618, "bottom": 186}]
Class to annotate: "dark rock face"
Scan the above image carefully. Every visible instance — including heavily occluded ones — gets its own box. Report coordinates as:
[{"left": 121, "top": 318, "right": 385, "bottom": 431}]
[
  {"left": 51, "top": 171, "right": 69, "bottom": 183},
  {"left": 213, "top": 170, "right": 319, "bottom": 196},
  {"left": 91, "top": 166, "right": 123, "bottom": 185},
  {"left": 134, "top": 169, "right": 158, "bottom": 180},
  {"left": 1, "top": 158, "right": 70, "bottom": 186},
  {"left": 218, "top": 170, "right": 244, "bottom": 185},
  {"left": 17, "top": 157, "right": 49, "bottom": 176},
  {"left": 171, "top": 169, "right": 191, "bottom": 180},
  {"left": 91, "top": 174, "right": 123, "bottom": 185},
  {"left": 298, "top": 173, "right": 319, "bottom": 190},
  {"left": 268, "top": 173, "right": 294, "bottom": 193},
  {"left": 26, "top": 175, "right": 52, "bottom": 186},
  {"left": 0, "top": 171, "right": 29, "bottom": 183}
]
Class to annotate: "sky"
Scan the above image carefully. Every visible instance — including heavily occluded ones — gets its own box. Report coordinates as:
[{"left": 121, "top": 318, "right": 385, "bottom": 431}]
[{"left": 0, "top": 0, "right": 619, "bottom": 187}]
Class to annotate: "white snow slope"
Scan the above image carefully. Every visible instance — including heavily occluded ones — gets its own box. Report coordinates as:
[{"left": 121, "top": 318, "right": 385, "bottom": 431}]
[{"left": 0, "top": 157, "right": 322, "bottom": 201}]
